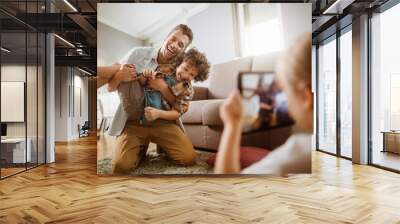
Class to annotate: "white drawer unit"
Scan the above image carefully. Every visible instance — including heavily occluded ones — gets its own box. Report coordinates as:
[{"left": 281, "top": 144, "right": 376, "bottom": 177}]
[{"left": 1, "top": 138, "right": 32, "bottom": 163}]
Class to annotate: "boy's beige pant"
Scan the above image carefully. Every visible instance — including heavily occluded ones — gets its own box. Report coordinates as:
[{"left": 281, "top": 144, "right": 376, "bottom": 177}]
[{"left": 111, "top": 121, "right": 196, "bottom": 174}]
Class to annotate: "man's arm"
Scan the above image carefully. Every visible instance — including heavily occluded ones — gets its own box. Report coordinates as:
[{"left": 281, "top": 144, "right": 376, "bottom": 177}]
[
  {"left": 97, "top": 65, "right": 120, "bottom": 79},
  {"left": 97, "top": 64, "right": 121, "bottom": 89},
  {"left": 107, "top": 64, "right": 137, "bottom": 92},
  {"left": 107, "top": 47, "right": 141, "bottom": 92},
  {"left": 107, "top": 73, "right": 123, "bottom": 92}
]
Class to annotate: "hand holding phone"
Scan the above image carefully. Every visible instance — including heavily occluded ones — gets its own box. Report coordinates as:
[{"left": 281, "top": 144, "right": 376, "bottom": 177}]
[{"left": 238, "top": 71, "right": 294, "bottom": 132}]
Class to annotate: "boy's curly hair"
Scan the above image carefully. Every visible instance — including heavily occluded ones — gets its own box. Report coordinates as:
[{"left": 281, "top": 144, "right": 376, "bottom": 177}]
[{"left": 183, "top": 48, "right": 211, "bottom": 82}]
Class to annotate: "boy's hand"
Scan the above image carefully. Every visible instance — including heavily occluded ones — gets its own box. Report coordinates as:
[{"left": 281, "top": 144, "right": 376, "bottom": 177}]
[
  {"left": 220, "top": 90, "right": 243, "bottom": 126},
  {"left": 144, "top": 107, "right": 161, "bottom": 121},
  {"left": 143, "top": 69, "right": 157, "bottom": 80},
  {"left": 116, "top": 64, "right": 137, "bottom": 82}
]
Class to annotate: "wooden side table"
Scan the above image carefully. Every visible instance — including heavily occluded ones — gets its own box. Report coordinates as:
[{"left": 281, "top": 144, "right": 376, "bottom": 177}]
[{"left": 381, "top": 131, "right": 400, "bottom": 154}]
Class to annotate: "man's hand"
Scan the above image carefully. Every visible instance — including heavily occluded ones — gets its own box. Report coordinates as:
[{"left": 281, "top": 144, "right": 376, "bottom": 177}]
[
  {"left": 107, "top": 64, "right": 137, "bottom": 92},
  {"left": 220, "top": 91, "right": 244, "bottom": 126},
  {"left": 143, "top": 69, "right": 157, "bottom": 80},
  {"left": 144, "top": 107, "right": 162, "bottom": 121},
  {"left": 115, "top": 64, "right": 137, "bottom": 82}
]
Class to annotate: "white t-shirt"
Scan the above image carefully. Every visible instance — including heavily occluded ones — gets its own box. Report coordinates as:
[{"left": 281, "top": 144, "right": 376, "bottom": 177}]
[{"left": 241, "top": 134, "right": 312, "bottom": 175}]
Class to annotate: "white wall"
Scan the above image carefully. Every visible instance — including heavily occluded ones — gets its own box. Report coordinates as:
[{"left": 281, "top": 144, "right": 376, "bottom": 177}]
[
  {"left": 55, "top": 67, "right": 89, "bottom": 141},
  {"left": 76, "top": 75, "right": 89, "bottom": 123},
  {"left": 1, "top": 65, "right": 26, "bottom": 140},
  {"left": 279, "top": 3, "right": 312, "bottom": 49},
  {"left": 97, "top": 22, "right": 145, "bottom": 120},
  {"left": 97, "top": 21, "right": 145, "bottom": 66},
  {"left": 55, "top": 67, "right": 69, "bottom": 141},
  {"left": 144, "top": 3, "right": 237, "bottom": 65},
  {"left": 72, "top": 74, "right": 89, "bottom": 138},
  {"left": 1, "top": 65, "right": 37, "bottom": 138},
  {"left": 187, "top": 3, "right": 237, "bottom": 65},
  {"left": 1, "top": 64, "right": 46, "bottom": 163},
  {"left": 280, "top": 3, "right": 312, "bottom": 48},
  {"left": 146, "top": 16, "right": 187, "bottom": 49}
]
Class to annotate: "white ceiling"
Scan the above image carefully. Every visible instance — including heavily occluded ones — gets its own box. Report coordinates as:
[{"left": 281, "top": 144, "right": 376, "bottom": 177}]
[{"left": 97, "top": 3, "right": 209, "bottom": 40}]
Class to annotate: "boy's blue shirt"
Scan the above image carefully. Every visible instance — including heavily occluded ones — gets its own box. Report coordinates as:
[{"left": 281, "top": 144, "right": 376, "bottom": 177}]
[{"left": 141, "top": 75, "right": 178, "bottom": 124}]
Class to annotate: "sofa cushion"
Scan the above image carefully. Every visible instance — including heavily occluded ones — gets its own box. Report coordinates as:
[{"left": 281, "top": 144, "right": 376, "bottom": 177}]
[
  {"left": 207, "top": 146, "right": 270, "bottom": 169},
  {"left": 208, "top": 56, "right": 253, "bottom": 99}
]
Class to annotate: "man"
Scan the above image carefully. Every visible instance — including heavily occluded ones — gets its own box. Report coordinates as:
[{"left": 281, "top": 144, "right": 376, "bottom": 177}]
[{"left": 107, "top": 24, "right": 197, "bottom": 174}]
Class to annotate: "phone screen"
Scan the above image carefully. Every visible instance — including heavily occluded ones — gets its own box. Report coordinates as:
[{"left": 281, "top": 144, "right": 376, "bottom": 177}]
[{"left": 238, "top": 72, "right": 294, "bottom": 133}]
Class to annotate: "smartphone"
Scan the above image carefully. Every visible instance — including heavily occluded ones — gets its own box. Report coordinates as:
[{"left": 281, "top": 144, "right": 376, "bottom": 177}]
[{"left": 238, "top": 71, "right": 294, "bottom": 133}]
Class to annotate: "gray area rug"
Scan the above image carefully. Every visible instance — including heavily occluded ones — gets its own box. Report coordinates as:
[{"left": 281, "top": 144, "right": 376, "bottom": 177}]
[{"left": 98, "top": 146, "right": 215, "bottom": 175}]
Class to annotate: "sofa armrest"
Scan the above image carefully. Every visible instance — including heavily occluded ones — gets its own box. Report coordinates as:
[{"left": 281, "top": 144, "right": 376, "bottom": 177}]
[
  {"left": 192, "top": 86, "right": 209, "bottom": 101},
  {"left": 202, "top": 99, "right": 225, "bottom": 126},
  {"left": 181, "top": 100, "right": 207, "bottom": 124}
]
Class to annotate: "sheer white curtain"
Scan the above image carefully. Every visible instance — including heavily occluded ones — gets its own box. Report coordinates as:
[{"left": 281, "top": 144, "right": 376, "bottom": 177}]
[
  {"left": 238, "top": 3, "right": 283, "bottom": 57},
  {"left": 236, "top": 3, "right": 311, "bottom": 57}
]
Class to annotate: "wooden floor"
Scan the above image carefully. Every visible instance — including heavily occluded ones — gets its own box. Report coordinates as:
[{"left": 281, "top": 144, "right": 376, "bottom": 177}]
[
  {"left": 1, "top": 136, "right": 400, "bottom": 223},
  {"left": 1, "top": 167, "right": 26, "bottom": 178},
  {"left": 372, "top": 150, "right": 400, "bottom": 171}
]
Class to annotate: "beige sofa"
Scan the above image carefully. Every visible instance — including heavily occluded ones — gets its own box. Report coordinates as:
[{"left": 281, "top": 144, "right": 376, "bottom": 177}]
[{"left": 181, "top": 52, "right": 293, "bottom": 151}]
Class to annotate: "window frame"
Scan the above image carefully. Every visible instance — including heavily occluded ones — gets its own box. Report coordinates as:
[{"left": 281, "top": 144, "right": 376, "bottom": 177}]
[
  {"left": 0, "top": 0, "right": 48, "bottom": 180},
  {"left": 315, "top": 23, "right": 353, "bottom": 161}
]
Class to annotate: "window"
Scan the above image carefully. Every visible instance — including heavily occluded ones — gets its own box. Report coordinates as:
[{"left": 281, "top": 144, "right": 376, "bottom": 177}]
[
  {"left": 316, "top": 26, "right": 353, "bottom": 159},
  {"left": 0, "top": 1, "right": 47, "bottom": 179},
  {"left": 370, "top": 2, "right": 400, "bottom": 171},
  {"left": 240, "top": 3, "right": 284, "bottom": 56},
  {"left": 390, "top": 74, "right": 400, "bottom": 130},
  {"left": 312, "top": 45, "right": 317, "bottom": 150},
  {"left": 317, "top": 36, "right": 337, "bottom": 154},
  {"left": 339, "top": 28, "right": 352, "bottom": 158},
  {"left": 244, "top": 19, "right": 283, "bottom": 56}
]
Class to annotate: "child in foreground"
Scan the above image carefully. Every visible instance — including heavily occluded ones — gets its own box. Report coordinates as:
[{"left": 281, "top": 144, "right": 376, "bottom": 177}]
[{"left": 214, "top": 33, "right": 312, "bottom": 176}]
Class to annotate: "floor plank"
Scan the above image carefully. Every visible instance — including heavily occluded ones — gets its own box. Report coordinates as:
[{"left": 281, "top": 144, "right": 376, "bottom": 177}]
[{"left": 0, "top": 136, "right": 399, "bottom": 223}]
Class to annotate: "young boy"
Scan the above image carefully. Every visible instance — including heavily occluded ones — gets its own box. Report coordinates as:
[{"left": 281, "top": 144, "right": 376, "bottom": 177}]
[{"left": 128, "top": 48, "right": 210, "bottom": 125}]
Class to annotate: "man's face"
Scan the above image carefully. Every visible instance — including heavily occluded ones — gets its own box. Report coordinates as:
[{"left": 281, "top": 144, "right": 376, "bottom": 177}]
[
  {"left": 161, "top": 30, "right": 190, "bottom": 60},
  {"left": 176, "top": 61, "right": 198, "bottom": 82}
]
